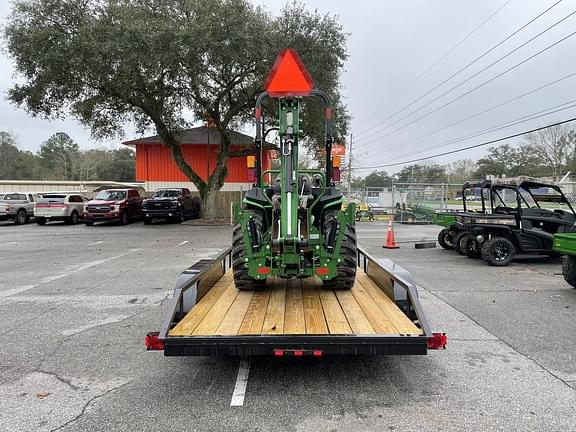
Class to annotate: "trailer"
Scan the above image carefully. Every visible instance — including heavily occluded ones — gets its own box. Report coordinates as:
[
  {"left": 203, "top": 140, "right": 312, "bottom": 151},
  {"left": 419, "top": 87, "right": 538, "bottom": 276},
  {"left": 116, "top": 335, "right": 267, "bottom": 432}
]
[{"left": 146, "top": 246, "right": 446, "bottom": 356}]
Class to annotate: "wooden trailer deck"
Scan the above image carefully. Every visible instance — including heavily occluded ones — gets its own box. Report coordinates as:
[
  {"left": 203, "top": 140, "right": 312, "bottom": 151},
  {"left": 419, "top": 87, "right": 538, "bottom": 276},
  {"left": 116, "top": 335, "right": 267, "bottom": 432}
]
[{"left": 169, "top": 269, "right": 422, "bottom": 337}]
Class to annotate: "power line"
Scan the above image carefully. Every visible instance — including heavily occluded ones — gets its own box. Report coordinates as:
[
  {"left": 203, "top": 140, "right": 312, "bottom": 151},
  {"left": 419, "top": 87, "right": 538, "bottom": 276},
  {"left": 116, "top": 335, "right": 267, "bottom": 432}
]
[
  {"left": 357, "top": 116, "right": 576, "bottom": 169},
  {"left": 355, "top": 1, "right": 567, "bottom": 143},
  {"left": 355, "top": 28, "right": 576, "bottom": 150},
  {"left": 355, "top": 0, "right": 514, "bottom": 130},
  {"left": 362, "top": 70, "right": 576, "bottom": 159},
  {"left": 361, "top": 99, "right": 576, "bottom": 167}
]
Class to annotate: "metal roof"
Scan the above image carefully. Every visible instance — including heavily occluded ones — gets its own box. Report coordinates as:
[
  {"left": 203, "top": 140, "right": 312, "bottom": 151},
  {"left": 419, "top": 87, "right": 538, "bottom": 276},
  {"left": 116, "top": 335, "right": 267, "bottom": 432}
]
[{"left": 122, "top": 126, "right": 254, "bottom": 147}]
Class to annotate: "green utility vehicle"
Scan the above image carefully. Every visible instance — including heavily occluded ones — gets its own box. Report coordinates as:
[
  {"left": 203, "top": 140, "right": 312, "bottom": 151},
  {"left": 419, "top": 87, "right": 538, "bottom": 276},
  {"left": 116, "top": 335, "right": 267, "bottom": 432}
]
[
  {"left": 553, "top": 233, "right": 576, "bottom": 288},
  {"left": 232, "top": 50, "right": 357, "bottom": 291}
]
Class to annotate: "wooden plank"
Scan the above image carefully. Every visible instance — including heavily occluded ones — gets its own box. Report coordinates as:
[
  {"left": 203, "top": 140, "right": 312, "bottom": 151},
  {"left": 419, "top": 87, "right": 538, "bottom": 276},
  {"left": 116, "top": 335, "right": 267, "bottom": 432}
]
[
  {"left": 192, "top": 282, "right": 239, "bottom": 335},
  {"left": 284, "top": 278, "right": 306, "bottom": 334},
  {"left": 215, "top": 290, "right": 254, "bottom": 335},
  {"left": 302, "top": 278, "right": 328, "bottom": 334},
  {"left": 318, "top": 288, "right": 353, "bottom": 335},
  {"left": 357, "top": 273, "right": 422, "bottom": 335},
  {"left": 238, "top": 289, "right": 271, "bottom": 335},
  {"left": 350, "top": 279, "right": 398, "bottom": 334},
  {"left": 334, "top": 290, "right": 375, "bottom": 334},
  {"left": 262, "top": 278, "right": 287, "bottom": 334},
  {"left": 169, "top": 273, "right": 234, "bottom": 336}
]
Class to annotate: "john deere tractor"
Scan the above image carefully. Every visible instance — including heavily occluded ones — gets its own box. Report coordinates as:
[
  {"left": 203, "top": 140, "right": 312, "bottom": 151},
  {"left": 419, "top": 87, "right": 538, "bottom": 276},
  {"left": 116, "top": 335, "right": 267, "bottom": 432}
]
[{"left": 232, "top": 49, "right": 357, "bottom": 291}]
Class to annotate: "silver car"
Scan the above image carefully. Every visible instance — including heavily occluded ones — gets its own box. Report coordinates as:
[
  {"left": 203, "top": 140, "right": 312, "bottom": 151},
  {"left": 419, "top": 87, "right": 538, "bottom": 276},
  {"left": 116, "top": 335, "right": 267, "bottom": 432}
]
[{"left": 34, "top": 193, "right": 88, "bottom": 225}]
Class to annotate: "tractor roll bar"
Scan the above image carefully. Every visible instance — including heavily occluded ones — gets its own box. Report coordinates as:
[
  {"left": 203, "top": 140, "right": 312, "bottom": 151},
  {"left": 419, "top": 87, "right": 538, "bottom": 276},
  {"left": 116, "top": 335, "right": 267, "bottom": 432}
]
[{"left": 254, "top": 90, "right": 334, "bottom": 187}]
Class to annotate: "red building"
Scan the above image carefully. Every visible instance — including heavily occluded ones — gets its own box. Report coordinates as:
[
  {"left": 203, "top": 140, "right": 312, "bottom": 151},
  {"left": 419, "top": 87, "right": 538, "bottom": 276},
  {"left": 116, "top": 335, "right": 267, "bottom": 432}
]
[{"left": 123, "top": 127, "right": 272, "bottom": 192}]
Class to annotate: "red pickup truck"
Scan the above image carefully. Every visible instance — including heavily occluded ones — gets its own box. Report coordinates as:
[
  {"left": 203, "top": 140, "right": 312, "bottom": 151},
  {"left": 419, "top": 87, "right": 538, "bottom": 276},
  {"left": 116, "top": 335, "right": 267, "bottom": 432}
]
[{"left": 84, "top": 188, "right": 142, "bottom": 226}]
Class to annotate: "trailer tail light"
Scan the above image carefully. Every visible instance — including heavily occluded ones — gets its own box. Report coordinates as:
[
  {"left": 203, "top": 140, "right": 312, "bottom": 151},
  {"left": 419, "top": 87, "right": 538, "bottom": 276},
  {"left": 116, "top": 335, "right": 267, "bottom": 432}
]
[
  {"left": 427, "top": 332, "right": 447, "bottom": 350},
  {"left": 256, "top": 266, "right": 271, "bottom": 275},
  {"left": 315, "top": 267, "right": 329, "bottom": 276},
  {"left": 273, "top": 349, "right": 323, "bottom": 357},
  {"left": 312, "top": 350, "right": 323, "bottom": 357},
  {"left": 145, "top": 332, "right": 164, "bottom": 351}
]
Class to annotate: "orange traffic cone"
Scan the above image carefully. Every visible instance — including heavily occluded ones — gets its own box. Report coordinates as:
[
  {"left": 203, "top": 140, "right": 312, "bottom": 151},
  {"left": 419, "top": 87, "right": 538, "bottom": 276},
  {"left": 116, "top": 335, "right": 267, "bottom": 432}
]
[{"left": 383, "top": 215, "right": 399, "bottom": 249}]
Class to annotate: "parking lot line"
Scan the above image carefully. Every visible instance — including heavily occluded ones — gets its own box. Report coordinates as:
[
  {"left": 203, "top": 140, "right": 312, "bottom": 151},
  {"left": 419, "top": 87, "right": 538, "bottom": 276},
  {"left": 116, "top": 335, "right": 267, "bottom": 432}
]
[
  {"left": 177, "top": 240, "right": 189, "bottom": 246},
  {"left": 89, "top": 240, "right": 104, "bottom": 246},
  {"left": 230, "top": 358, "right": 251, "bottom": 407},
  {"left": 0, "top": 241, "right": 17, "bottom": 246}
]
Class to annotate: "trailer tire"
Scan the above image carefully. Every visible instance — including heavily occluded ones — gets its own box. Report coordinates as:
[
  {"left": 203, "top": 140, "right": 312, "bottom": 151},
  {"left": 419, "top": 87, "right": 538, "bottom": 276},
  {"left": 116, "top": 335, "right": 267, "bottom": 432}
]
[
  {"left": 437, "top": 229, "right": 454, "bottom": 250},
  {"left": 453, "top": 232, "right": 468, "bottom": 255},
  {"left": 232, "top": 210, "right": 267, "bottom": 291},
  {"left": 323, "top": 211, "right": 357, "bottom": 291},
  {"left": 561, "top": 255, "right": 576, "bottom": 288},
  {"left": 481, "top": 237, "right": 515, "bottom": 266}
]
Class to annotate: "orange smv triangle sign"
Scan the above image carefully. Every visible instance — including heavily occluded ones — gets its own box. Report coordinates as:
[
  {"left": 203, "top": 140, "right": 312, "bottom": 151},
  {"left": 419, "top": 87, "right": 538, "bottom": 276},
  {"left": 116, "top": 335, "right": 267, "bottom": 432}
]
[{"left": 264, "top": 49, "right": 314, "bottom": 97}]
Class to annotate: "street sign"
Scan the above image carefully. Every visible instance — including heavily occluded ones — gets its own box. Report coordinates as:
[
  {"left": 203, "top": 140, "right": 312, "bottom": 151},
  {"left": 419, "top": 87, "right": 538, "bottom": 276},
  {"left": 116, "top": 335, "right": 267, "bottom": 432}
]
[{"left": 264, "top": 49, "right": 314, "bottom": 97}]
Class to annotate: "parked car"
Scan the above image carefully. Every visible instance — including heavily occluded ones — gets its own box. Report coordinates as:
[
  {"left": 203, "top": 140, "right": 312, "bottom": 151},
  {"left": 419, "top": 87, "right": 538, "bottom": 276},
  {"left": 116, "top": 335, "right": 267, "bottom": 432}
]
[
  {"left": 35, "top": 193, "right": 88, "bottom": 225},
  {"left": 83, "top": 188, "right": 142, "bottom": 226},
  {"left": 142, "top": 188, "right": 201, "bottom": 224},
  {"left": 0, "top": 192, "right": 38, "bottom": 225}
]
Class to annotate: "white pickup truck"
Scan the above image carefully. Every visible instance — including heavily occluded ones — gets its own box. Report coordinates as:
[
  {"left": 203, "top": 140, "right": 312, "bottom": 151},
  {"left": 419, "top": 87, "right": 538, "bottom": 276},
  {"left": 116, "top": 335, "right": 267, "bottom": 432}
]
[{"left": 0, "top": 193, "right": 38, "bottom": 225}]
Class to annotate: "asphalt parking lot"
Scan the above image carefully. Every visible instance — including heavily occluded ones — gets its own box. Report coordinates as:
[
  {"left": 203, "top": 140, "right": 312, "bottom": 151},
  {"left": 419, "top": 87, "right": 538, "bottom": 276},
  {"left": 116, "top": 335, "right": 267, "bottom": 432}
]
[{"left": 1, "top": 219, "right": 575, "bottom": 431}]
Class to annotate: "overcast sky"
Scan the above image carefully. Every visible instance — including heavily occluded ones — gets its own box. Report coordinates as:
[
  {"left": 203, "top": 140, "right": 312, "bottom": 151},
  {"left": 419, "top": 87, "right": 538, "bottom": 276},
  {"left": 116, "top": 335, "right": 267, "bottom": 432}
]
[{"left": 2, "top": 0, "right": 576, "bottom": 175}]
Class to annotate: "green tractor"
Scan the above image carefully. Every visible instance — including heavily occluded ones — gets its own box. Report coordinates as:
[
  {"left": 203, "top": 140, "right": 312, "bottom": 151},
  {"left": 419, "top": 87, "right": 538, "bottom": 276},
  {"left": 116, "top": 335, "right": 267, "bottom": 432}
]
[
  {"left": 232, "top": 49, "right": 357, "bottom": 291},
  {"left": 553, "top": 233, "right": 576, "bottom": 288}
]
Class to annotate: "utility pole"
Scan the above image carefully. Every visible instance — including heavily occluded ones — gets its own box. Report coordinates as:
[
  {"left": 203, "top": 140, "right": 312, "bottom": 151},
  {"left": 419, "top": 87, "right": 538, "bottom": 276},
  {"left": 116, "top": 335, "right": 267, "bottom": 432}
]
[{"left": 347, "top": 133, "right": 353, "bottom": 196}]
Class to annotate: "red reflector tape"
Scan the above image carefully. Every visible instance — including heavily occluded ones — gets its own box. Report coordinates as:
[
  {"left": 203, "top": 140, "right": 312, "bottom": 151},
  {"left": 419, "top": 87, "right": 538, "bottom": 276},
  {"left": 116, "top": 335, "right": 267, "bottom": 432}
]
[
  {"left": 145, "top": 333, "right": 164, "bottom": 351},
  {"left": 256, "top": 267, "right": 271, "bottom": 275},
  {"left": 427, "top": 332, "right": 447, "bottom": 350}
]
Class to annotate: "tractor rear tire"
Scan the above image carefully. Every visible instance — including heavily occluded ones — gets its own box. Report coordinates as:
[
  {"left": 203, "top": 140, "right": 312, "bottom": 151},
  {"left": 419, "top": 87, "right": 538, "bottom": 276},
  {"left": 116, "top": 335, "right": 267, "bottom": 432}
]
[
  {"left": 481, "top": 237, "right": 515, "bottom": 266},
  {"left": 561, "top": 255, "right": 576, "bottom": 288},
  {"left": 232, "top": 210, "right": 267, "bottom": 291},
  {"left": 323, "top": 211, "right": 357, "bottom": 291},
  {"left": 453, "top": 232, "right": 468, "bottom": 255},
  {"left": 437, "top": 229, "right": 454, "bottom": 250}
]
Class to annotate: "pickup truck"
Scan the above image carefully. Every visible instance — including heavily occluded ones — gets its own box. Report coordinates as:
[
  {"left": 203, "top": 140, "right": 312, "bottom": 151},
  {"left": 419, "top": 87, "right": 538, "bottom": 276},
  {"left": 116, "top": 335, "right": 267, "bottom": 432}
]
[
  {"left": 0, "top": 192, "right": 38, "bottom": 225},
  {"left": 83, "top": 188, "right": 142, "bottom": 226},
  {"left": 142, "top": 188, "right": 201, "bottom": 224}
]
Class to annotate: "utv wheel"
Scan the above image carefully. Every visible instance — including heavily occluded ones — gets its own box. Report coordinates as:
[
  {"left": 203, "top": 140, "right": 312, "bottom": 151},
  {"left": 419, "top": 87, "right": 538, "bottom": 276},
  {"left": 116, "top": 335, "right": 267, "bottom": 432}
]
[
  {"left": 15, "top": 210, "right": 27, "bottom": 225},
  {"left": 453, "top": 232, "right": 468, "bottom": 255},
  {"left": 232, "top": 210, "right": 267, "bottom": 291},
  {"left": 481, "top": 237, "right": 515, "bottom": 266},
  {"left": 561, "top": 256, "right": 576, "bottom": 288},
  {"left": 462, "top": 235, "right": 481, "bottom": 259},
  {"left": 36, "top": 218, "right": 47, "bottom": 226},
  {"left": 437, "top": 229, "right": 454, "bottom": 250},
  {"left": 323, "top": 210, "right": 357, "bottom": 291}
]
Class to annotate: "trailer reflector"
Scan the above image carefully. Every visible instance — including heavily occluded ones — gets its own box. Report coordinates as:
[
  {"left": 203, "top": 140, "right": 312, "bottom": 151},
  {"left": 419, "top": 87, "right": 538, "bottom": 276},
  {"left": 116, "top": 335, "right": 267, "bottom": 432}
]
[
  {"left": 145, "top": 332, "right": 164, "bottom": 351},
  {"left": 293, "top": 350, "right": 303, "bottom": 357},
  {"left": 427, "top": 332, "right": 447, "bottom": 350},
  {"left": 274, "top": 350, "right": 284, "bottom": 357},
  {"left": 312, "top": 350, "right": 323, "bottom": 357}
]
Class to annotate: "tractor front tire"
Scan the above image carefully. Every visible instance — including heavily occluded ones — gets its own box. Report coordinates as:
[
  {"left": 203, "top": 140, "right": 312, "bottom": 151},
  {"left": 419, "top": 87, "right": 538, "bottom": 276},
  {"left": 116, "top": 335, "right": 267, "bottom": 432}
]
[
  {"left": 561, "top": 255, "right": 576, "bottom": 288},
  {"left": 323, "top": 211, "right": 357, "bottom": 291},
  {"left": 437, "top": 229, "right": 454, "bottom": 250},
  {"left": 481, "top": 237, "right": 515, "bottom": 266},
  {"left": 232, "top": 211, "right": 267, "bottom": 291}
]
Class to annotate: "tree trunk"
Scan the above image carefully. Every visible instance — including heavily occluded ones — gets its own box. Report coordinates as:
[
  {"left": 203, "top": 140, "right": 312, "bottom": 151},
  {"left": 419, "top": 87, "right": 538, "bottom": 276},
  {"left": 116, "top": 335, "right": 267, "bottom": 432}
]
[{"left": 202, "top": 129, "right": 231, "bottom": 220}]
